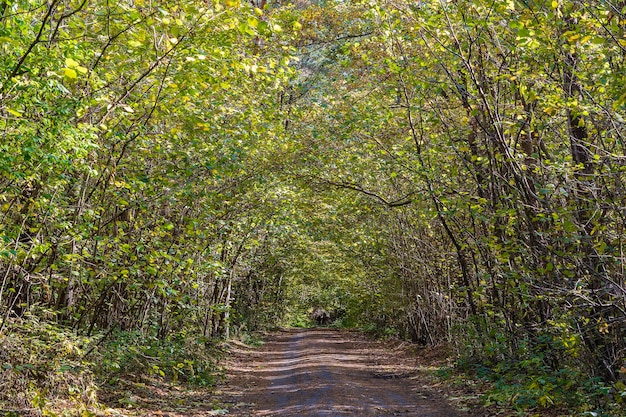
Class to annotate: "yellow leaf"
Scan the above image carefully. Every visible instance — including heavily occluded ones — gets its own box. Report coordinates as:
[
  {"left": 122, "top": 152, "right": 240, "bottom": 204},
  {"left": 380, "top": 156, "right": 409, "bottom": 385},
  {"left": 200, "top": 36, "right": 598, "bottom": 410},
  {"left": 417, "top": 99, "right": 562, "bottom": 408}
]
[
  {"left": 568, "top": 33, "right": 580, "bottom": 43},
  {"left": 598, "top": 320, "right": 609, "bottom": 334},
  {"left": 63, "top": 68, "right": 78, "bottom": 79},
  {"left": 6, "top": 108, "right": 22, "bottom": 117},
  {"left": 65, "top": 57, "right": 79, "bottom": 68}
]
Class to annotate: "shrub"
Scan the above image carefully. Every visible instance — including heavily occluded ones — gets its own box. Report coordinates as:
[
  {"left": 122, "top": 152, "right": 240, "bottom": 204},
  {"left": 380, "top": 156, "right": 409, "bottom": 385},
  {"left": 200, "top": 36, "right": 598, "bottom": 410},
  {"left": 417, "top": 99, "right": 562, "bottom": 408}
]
[
  {"left": 95, "top": 330, "right": 221, "bottom": 387},
  {"left": 0, "top": 310, "right": 98, "bottom": 411}
]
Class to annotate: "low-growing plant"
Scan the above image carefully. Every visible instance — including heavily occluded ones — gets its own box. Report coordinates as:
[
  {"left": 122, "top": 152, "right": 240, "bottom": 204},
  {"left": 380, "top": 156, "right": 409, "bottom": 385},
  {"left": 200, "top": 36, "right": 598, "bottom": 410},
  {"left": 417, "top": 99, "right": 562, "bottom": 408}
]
[
  {"left": 452, "top": 326, "right": 624, "bottom": 416},
  {"left": 95, "top": 329, "right": 221, "bottom": 387},
  {"left": 0, "top": 309, "right": 98, "bottom": 412}
]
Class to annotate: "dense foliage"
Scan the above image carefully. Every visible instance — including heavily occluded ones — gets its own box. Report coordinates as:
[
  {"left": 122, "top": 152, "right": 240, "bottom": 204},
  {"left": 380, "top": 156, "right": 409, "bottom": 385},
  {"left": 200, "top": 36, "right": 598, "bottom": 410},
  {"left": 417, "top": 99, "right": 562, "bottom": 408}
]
[
  {"left": 288, "top": 0, "right": 626, "bottom": 413},
  {"left": 1, "top": 0, "right": 625, "bottom": 415}
]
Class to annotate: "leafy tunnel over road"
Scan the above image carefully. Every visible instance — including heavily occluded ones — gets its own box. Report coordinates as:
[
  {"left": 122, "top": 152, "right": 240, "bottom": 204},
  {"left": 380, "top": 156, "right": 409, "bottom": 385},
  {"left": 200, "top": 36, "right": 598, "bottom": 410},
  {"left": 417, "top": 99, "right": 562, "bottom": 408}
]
[{"left": 220, "top": 328, "right": 469, "bottom": 416}]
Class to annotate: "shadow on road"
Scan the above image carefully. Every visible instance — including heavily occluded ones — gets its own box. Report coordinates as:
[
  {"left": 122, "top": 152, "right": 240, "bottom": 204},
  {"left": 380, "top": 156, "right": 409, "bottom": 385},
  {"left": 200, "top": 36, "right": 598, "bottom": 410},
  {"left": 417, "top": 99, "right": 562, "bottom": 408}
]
[{"left": 222, "top": 328, "right": 468, "bottom": 417}]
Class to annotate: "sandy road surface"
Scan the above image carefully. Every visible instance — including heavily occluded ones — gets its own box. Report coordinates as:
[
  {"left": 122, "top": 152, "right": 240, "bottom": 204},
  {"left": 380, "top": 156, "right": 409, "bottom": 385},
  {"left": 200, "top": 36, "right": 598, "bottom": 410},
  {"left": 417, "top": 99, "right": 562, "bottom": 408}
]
[{"left": 221, "top": 328, "right": 469, "bottom": 417}]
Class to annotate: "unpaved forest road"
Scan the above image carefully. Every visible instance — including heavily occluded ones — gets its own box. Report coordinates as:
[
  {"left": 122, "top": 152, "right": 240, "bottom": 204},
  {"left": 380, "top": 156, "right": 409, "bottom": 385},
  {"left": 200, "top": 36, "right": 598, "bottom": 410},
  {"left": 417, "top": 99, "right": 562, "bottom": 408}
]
[{"left": 220, "top": 328, "right": 471, "bottom": 417}]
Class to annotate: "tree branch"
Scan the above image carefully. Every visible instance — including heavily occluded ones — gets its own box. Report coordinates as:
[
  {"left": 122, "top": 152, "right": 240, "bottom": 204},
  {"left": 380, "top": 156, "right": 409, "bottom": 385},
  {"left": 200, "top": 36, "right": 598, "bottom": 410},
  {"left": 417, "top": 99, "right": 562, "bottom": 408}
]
[
  {"left": 4, "top": 0, "right": 61, "bottom": 84},
  {"left": 320, "top": 179, "right": 413, "bottom": 207}
]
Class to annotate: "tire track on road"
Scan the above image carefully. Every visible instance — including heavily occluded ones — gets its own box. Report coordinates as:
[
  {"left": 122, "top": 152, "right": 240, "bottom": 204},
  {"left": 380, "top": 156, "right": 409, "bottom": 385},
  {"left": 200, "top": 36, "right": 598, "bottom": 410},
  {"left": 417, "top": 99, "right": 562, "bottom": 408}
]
[{"left": 225, "top": 329, "right": 468, "bottom": 417}]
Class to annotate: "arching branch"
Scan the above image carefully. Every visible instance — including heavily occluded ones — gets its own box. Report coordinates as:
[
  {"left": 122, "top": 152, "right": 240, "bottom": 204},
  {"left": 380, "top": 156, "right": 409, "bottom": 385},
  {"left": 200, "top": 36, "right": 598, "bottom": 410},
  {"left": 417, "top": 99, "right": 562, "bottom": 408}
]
[{"left": 320, "top": 179, "right": 414, "bottom": 208}]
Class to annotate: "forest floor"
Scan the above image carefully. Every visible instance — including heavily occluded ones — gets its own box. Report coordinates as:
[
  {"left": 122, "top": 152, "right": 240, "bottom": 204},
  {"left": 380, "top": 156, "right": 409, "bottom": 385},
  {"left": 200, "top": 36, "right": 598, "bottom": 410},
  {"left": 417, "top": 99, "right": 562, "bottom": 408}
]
[{"left": 97, "top": 328, "right": 496, "bottom": 416}]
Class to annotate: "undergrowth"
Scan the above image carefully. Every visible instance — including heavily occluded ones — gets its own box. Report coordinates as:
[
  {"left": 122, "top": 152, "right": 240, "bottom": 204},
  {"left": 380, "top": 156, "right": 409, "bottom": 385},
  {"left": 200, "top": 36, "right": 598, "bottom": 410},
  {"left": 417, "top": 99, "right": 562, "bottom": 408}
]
[
  {"left": 95, "top": 329, "right": 222, "bottom": 388},
  {"left": 445, "top": 327, "right": 626, "bottom": 417},
  {"left": 0, "top": 308, "right": 223, "bottom": 415},
  {"left": 0, "top": 310, "right": 98, "bottom": 414}
]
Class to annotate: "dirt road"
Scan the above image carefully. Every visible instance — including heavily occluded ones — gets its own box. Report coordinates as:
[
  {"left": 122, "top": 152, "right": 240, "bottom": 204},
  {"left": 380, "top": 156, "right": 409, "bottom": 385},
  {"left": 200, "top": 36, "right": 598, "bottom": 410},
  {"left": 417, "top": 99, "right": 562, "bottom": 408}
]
[{"left": 221, "top": 328, "right": 470, "bottom": 416}]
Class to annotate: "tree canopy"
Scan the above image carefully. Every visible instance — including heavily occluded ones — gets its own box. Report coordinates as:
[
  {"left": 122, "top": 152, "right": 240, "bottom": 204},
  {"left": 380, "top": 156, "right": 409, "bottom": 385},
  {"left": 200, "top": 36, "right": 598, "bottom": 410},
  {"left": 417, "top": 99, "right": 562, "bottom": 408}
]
[{"left": 1, "top": 0, "right": 625, "bottom": 415}]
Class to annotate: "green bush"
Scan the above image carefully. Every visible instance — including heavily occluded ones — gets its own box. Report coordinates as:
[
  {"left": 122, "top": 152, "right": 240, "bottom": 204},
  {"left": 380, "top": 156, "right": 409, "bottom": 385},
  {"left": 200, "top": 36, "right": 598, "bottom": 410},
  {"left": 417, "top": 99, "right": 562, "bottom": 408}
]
[
  {"left": 455, "top": 327, "right": 623, "bottom": 416},
  {"left": 0, "top": 311, "right": 98, "bottom": 410},
  {"left": 96, "top": 330, "right": 221, "bottom": 387}
]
